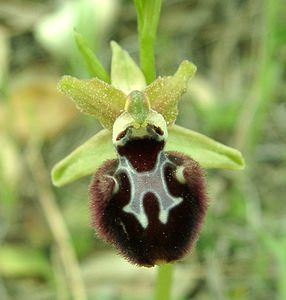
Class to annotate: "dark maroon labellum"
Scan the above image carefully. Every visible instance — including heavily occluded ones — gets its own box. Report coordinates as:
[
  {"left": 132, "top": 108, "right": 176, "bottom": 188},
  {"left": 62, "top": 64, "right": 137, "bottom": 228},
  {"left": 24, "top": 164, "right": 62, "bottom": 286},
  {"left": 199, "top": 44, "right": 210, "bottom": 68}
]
[{"left": 89, "top": 134, "right": 207, "bottom": 267}]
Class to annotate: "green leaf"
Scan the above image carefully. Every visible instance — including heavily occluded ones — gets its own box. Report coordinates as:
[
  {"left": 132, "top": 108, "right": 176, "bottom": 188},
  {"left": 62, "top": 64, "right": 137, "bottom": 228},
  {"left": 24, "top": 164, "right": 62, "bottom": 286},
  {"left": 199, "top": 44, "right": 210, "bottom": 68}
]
[
  {"left": 133, "top": 0, "right": 144, "bottom": 34},
  {"left": 111, "top": 41, "right": 146, "bottom": 94},
  {"left": 166, "top": 125, "right": 245, "bottom": 169},
  {"left": 58, "top": 75, "right": 126, "bottom": 130},
  {"left": 74, "top": 30, "right": 110, "bottom": 82},
  {"left": 51, "top": 129, "right": 116, "bottom": 187},
  {"left": 145, "top": 60, "right": 197, "bottom": 125}
]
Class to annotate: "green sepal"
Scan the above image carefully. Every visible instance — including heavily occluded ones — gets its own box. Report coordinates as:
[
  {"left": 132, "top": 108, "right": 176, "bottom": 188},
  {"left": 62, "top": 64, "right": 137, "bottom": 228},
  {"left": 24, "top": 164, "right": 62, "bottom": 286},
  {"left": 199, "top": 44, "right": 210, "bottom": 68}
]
[
  {"left": 74, "top": 30, "right": 110, "bottom": 83},
  {"left": 111, "top": 41, "right": 146, "bottom": 94},
  {"left": 51, "top": 124, "right": 244, "bottom": 187},
  {"left": 145, "top": 60, "right": 197, "bottom": 125},
  {"left": 166, "top": 125, "right": 245, "bottom": 169},
  {"left": 51, "top": 129, "right": 116, "bottom": 187},
  {"left": 58, "top": 76, "right": 126, "bottom": 130}
]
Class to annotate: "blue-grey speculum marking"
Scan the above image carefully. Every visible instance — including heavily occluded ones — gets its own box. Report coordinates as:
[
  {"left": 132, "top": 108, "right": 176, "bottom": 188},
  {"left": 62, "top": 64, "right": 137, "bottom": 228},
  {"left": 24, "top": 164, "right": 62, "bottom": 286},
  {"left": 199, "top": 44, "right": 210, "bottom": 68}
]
[{"left": 114, "top": 151, "right": 183, "bottom": 228}]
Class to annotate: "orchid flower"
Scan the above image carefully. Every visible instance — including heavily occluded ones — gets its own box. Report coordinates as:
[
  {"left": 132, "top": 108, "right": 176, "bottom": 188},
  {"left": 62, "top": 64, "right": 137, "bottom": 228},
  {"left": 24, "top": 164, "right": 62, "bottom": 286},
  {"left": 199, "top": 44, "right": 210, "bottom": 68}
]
[{"left": 51, "top": 39, "right": 244, "bottom": 267}]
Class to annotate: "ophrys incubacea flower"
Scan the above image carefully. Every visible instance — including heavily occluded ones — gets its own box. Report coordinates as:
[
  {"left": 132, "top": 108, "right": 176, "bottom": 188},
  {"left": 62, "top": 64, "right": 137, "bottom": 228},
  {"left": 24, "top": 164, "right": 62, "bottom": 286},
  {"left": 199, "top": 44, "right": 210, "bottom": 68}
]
[{"left": 51, "top": 40, "right": 244, "bottom": 267}]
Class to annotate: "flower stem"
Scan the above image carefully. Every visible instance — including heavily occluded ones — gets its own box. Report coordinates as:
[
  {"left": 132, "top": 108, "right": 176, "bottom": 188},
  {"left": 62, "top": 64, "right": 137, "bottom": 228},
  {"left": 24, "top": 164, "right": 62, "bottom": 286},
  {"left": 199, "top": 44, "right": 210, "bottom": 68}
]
[
  {"left": 134, "top": 0, "right": 162, "bottom": 84},
  {"left": 154, "top": 264, "right": 174, "bottom": 300}
]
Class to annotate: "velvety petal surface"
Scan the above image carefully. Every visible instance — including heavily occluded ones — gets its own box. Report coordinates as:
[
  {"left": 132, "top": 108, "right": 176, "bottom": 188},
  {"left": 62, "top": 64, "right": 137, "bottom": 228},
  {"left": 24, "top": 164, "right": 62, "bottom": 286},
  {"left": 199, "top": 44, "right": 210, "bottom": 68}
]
[{"left": 89, "top": 150, "right": 207, "bottom": 267}]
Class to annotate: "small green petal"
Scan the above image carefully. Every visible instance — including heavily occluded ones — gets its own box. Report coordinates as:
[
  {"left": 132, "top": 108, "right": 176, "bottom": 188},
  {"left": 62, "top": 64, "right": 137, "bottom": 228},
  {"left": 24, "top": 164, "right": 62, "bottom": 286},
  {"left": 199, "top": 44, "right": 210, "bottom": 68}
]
[
  {"left": 166, "top": 125, "right": 245, "bottom": 169},
  {"left": 145, "top": 60, "right": 197, "bottom": 125},
  {"left": 51, "top": 129, "right": 116, "bottom": 187},
  {"left": 111, "top": 41, "right": 146, "bottom": 94},
  {"left": 58, "top": 75, "right": 126, "bottom": 130}
]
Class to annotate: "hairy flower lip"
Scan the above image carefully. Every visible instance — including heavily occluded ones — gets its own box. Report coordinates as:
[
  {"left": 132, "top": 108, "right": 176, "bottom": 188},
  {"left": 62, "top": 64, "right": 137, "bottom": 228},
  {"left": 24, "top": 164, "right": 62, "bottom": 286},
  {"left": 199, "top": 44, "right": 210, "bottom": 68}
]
[{"left": 89, "top": 150, "right": 207, "bottom": 267}]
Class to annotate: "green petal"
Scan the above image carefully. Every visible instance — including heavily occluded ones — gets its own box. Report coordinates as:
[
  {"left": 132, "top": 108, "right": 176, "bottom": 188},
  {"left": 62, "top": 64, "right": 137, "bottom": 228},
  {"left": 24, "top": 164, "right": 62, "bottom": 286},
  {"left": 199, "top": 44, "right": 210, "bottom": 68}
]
[
  {"left": 111, "top": 41, "right": 146, "bottom": 94},
  {"left": 58, "top": 76, "right": 126, "bottom": 129},
  {"left": 51, "top": 129, "right": 116, "bottom": 187},
  {"left": 145, "top": 60, "right": 197, "bottom": 125},
  {"left": 166, "top": 125, "right": 245, "bottom": 169}
]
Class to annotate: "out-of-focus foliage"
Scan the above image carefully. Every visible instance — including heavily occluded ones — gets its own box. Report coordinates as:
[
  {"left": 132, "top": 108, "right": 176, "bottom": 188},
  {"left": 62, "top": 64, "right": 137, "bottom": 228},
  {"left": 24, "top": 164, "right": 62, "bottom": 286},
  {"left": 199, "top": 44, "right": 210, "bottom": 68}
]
[{"left": 0, "top": 0, "right": 285, "bottom": 299}]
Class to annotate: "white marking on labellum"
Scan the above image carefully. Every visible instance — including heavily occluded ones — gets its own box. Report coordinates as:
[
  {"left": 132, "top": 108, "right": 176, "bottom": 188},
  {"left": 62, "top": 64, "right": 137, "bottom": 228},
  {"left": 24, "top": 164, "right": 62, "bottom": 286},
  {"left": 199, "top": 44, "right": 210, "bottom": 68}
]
[
  {"left": 105, "top": 175, "right": 119, "bottom": 194},
  {"left": 175, "top": 166, "right": 186, "bottom": 184},
  {"left": 114, "top": 151, "right": 183, "bottom": 228}
]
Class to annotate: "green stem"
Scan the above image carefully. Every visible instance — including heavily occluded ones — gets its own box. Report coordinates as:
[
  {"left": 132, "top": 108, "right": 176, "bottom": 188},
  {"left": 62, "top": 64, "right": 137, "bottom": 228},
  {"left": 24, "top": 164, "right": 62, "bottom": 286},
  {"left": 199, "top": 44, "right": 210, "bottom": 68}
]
[
  {"left": 134, "top": 0, "right": 162, "bottom": 84},
  {"left": 154, "top": 264, "right": 174, "bottom": 300},
  {"left": 139, "top": 35, "right": 156, "bottom": 84}
]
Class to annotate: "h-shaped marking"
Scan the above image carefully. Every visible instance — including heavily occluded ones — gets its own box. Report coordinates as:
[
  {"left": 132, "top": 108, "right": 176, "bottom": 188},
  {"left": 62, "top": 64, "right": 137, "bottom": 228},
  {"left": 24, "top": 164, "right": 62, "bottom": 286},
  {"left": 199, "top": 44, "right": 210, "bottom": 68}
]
[{"left": 115, "top": 151, "right": 183, "bottom": 228}]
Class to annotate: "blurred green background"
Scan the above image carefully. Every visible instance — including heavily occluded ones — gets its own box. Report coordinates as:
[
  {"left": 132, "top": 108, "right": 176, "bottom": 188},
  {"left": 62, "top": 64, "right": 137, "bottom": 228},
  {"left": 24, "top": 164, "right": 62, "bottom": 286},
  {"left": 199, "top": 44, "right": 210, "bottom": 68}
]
[{"left": 0, "top": 0, "right": 285, "bottom": 299}]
